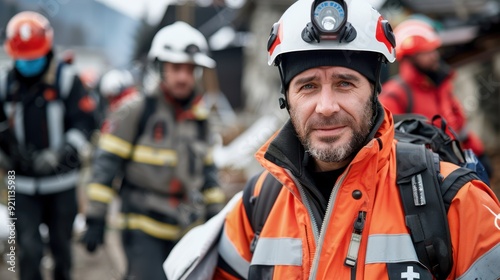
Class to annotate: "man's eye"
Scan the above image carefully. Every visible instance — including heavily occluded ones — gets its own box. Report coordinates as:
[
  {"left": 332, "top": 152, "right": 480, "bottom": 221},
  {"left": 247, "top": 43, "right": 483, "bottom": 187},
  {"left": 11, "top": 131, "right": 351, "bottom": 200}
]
[
  {"left": 301, "top": 84, "right": 315, "bottom": 90},
  {"left": 339, "top": 81, "right": 353, "bottom": 87}
]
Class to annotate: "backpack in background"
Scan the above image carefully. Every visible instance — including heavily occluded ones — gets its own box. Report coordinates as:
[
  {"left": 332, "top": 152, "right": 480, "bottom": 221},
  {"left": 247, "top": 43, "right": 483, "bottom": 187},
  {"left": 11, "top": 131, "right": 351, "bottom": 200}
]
[{"left": 394, "top": 114, "right": 490, "bottom": 186}]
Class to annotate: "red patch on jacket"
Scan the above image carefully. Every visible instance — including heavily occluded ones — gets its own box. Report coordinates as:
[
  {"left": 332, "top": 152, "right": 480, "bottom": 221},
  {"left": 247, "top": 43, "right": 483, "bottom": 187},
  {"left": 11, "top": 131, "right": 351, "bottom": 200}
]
[
  {"left": 78, "top": 95, "right": 96, "bottom": 113},
  {"left": 43, "top": 88, "right": 57, "bottom": 101},
  {"left": 153, "top": 121, "right": 166, "bottom": 142},
  {"left": 100, "top": 119, "right": 117, "bottom": 134}
]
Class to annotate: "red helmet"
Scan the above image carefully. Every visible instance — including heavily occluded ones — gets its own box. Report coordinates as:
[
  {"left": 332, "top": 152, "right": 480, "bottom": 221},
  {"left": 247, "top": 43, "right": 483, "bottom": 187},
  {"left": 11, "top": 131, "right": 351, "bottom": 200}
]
[
  {"left": 394, "top": 19, "right": 441, "bottom": 60},
  {"left": 4, "top": 11, "right": 53, "bottom": 59}
]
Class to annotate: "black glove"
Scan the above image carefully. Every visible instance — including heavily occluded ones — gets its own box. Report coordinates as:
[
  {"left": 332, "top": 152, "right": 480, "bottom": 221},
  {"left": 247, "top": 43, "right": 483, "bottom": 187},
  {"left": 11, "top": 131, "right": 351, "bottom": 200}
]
[{"left": 80, "top": 217, "right": 106, "bottom": 253}]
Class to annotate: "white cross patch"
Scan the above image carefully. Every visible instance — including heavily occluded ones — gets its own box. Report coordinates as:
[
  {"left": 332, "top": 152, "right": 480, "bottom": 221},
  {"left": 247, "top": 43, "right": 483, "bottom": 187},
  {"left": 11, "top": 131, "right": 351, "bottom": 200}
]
[{"left": 401, "top": 265, "right": 420, "bottom": 280}]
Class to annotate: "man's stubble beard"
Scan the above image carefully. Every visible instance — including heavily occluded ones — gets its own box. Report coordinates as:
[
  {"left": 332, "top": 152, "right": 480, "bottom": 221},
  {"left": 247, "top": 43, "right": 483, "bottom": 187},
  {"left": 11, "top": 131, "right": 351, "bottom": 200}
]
[
  {"left": 162, "top": 80, "right": 193, "bottom": 100},
  {"left": 291, "top": 97, "right": 374, "bottom": 163}
]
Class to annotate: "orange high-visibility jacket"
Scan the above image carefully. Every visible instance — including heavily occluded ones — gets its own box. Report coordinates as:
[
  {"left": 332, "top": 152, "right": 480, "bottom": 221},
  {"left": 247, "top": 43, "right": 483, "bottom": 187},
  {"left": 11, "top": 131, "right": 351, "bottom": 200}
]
[{"left": 215, "top": 106, "right": 500, "bottom": 279}]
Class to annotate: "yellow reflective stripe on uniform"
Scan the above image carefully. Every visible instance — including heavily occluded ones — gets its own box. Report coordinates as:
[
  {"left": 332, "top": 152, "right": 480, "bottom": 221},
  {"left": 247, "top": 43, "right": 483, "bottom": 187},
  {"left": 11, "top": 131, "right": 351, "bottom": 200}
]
[
  {"left": 131, "top": 145, "right": 177, "bottom": 166},
  {"left": 192, "top": 102, "right": 209, "bottom": 119},
  {"left": 203, "top": 188, "right": 226, "bottom": 204},
  {"left": 118, "top": 213, "right": 181, "bottom": 240},
  {"left": 204, "top": 149, "right": 214, "bottom": 165},
  {"left": 88, "top": 183, "right": 116, "bottom": 204},
  {"left": 98, "top": 134, "right": 132, "bottom": 158}
]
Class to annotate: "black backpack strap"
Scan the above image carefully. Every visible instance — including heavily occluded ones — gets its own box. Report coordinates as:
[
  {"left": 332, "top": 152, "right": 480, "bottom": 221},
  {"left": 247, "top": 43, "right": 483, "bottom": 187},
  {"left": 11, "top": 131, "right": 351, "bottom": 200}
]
[
  {"left": 121, "top": 96, "right": 156, "bottom": 179},
  {"left": 396, "top": 142, "right": 452, "bottom": 280},
  {"left": 393, "top": 75, "right": 413, "bottom": 113},
  {"left": 440, "top": 167, "right": 479, "bottom": 212},
  {"left": 132, "top": 96, "right": 156, "bottom": 146},
  {"left": 242, "top": 171, "right": 282, "bottom": 254}
]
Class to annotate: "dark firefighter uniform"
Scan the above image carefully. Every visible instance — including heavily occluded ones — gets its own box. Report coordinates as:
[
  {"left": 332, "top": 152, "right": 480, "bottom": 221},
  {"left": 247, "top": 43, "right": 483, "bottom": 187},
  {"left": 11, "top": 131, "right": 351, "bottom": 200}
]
[
  {"left": 85, "top": 89, "right": 226, "bottom": 278},
  {"left": 0, "top": 55, "right": 96, "bottom": 280}
]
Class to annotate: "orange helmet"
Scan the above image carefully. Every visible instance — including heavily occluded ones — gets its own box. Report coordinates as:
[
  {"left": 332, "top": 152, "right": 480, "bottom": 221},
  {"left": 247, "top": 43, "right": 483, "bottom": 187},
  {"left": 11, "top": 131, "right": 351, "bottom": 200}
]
[
  {"left": 4, "top": 11, "right": 53, "bottom": 60},
  {"left": 394, "top": 18, "right": 441, "bottom": 60}
]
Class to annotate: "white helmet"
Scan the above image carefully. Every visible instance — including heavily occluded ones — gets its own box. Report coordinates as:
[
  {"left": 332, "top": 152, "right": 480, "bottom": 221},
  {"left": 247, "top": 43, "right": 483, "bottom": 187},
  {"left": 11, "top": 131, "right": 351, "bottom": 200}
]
[
  {"left": 99, "top": 69, "right": 134, "bottom": 98},
  {"left": 267, "top": 0, "right": 396, "bottom": 66},
  {"left": 148, "top": 21, "right": 216, "bottom": 69}
]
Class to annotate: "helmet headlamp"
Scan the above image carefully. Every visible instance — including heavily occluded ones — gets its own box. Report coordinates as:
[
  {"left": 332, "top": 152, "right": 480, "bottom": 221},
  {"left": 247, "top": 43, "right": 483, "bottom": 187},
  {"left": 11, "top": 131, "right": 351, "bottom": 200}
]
[{"left": 302, "top": 0, "right": 356, "bottom": 43}]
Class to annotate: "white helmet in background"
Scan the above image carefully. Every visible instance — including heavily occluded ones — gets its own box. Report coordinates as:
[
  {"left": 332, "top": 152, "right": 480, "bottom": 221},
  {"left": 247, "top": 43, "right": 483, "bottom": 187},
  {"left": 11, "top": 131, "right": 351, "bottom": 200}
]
[
  {"left": 99, "top": 69, "right": 134, "bottom": 98},
  {"left": 148, "top": 21, "right": 216, "bottom": 69}
]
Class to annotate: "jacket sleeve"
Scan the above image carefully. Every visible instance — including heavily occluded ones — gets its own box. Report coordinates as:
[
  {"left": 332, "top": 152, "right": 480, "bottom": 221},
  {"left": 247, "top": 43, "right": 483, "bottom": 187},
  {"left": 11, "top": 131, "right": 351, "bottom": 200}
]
[
  {"left": 214, "top": 198, "right": 254, "bottom": 280},
  {"left": 379, "top": 80, "right": 408, "bottom": 115},
  {"left": 214, "top": 174, "right": 264, "bottom": 279},
  {"left": 447, "top": 176, "right": 500, "bottom": 279},
  {"left": 85, "top": 95, "right": 144, "bottom": 219}
]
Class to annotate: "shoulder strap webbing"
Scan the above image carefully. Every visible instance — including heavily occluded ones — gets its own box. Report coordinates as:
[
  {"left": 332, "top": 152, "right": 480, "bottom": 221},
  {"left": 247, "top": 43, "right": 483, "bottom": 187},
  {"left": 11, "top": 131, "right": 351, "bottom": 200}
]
[
  {"left": 393, "top": 75, "right": 413, "bottom": 113},
  {"left": 132, "top": 96, "right": 156, "bottom": 146},
  {"left": 122, "top": 96, "right": 156, "bottom": 171},
  {"left": 396, "top": 142, "right": 452, "bottom": 280},
  {"left": 440, "top": 167, "right": 479, "bottom": 211},
  {"left": 396, "top": 143, "right": 480, "bottom": 279},
  {"left": 242, "top": 171, "right": 282, "bottom": 253}
]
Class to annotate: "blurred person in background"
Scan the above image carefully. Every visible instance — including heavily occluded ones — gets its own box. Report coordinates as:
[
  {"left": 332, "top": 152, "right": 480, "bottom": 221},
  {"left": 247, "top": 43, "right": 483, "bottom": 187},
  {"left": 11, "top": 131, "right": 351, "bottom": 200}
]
[
  {"left": 379, "top": 17, "right": 493, "bottom": 178},
  {"left": 80, "top": 21, "right": 226, "bottom": 280},
  {"left": 0, "top": 11, "right": 97, "bottom": 280},
  {"left": 98, "top": 68, "right": 139, "bottom": 117},
  {"left": 79, "top": 67, "right": 105, "bottom": 130}
]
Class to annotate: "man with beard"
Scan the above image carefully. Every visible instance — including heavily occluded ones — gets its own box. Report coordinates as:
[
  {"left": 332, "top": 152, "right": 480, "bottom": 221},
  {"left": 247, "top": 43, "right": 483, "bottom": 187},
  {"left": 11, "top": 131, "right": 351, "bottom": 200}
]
[
  {"left": 379, "top": 17, "right": 493, "bottom": 178},
  {"left": 80, "top": 21, "right": 226, "bottom": 279},
  {"left": 211, "top": 0, "right": 500, "bottom": 279}
]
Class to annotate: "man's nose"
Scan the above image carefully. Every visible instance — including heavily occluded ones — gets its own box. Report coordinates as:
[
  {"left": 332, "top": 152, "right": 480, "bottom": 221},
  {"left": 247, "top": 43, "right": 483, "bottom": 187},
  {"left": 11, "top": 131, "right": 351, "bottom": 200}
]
[{"left": 315, "top": 88, "right": 340, "bottom": 116}]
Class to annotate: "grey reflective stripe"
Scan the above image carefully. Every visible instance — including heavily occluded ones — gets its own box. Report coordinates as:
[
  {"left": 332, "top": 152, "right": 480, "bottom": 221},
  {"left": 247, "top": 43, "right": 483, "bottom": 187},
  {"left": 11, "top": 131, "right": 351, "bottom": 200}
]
[
  {"left": 457, "top": 243, "right": 500, "bottom": 280},
  {"left": 3, "top": 102, "right": 23, "bottom": 144},
  {"left": 365, "top": 234, "right": 419, "bottom": 264},
  {"left": 59, "top": 64, "right": 74, "bottom": 99},
  {"left": 12, "top": 176, "right": 36, "bottom": 195},
  {"left": 66, "top": 128, "right": 89, "bottom": 155},
  {"left": 0, "top": 70, "right": 7, "bottom": 100},
  {"left": 13, "top": 103, "right": 24, "bottom": 145},
  {"left": 14, "top": 170, "right": 79, "bottom": 195},
  {"left": 47, "top": 101, "right": 64, "bottom": 150},
  {"left": 218, "top": 227, "right": 250, "bottom": 278},
  {"left": 252, "top": 237, "right": 302, "bottom": 266}
]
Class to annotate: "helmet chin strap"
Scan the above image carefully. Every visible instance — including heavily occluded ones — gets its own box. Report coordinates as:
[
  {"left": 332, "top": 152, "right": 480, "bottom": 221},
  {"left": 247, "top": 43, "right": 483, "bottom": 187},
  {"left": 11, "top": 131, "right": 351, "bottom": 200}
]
[
  {"left": 277, "top": 60, "right": 290, "bottom": 112},
  {"left": 371, "top": 55, "right": 384, "bottom": 123}
]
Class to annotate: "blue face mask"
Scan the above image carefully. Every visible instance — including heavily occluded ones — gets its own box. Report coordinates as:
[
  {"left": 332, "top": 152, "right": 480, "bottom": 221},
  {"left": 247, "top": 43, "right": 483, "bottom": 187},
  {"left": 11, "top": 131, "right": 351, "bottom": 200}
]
[{"left": 15, "top": 57, "right": 48, "bottom": 77}]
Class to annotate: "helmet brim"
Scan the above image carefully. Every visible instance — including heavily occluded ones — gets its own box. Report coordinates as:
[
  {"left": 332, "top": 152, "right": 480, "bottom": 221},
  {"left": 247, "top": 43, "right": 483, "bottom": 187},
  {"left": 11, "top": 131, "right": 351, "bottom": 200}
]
[{"left": 153, "top": 52, "right": 216, "bottom": 69}]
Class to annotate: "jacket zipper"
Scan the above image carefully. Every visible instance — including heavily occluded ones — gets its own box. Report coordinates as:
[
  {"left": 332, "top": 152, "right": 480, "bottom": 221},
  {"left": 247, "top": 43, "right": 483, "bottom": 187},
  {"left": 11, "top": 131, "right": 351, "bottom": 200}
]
[
  {"left": 346, "top": 211, "right": 366, "bottom": 280},
  {"left": 285, "top": 170, "right": 320, "bottom": 242},
  {"left": 308, "top": 166, "right": 351, "bottom": 280}
]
